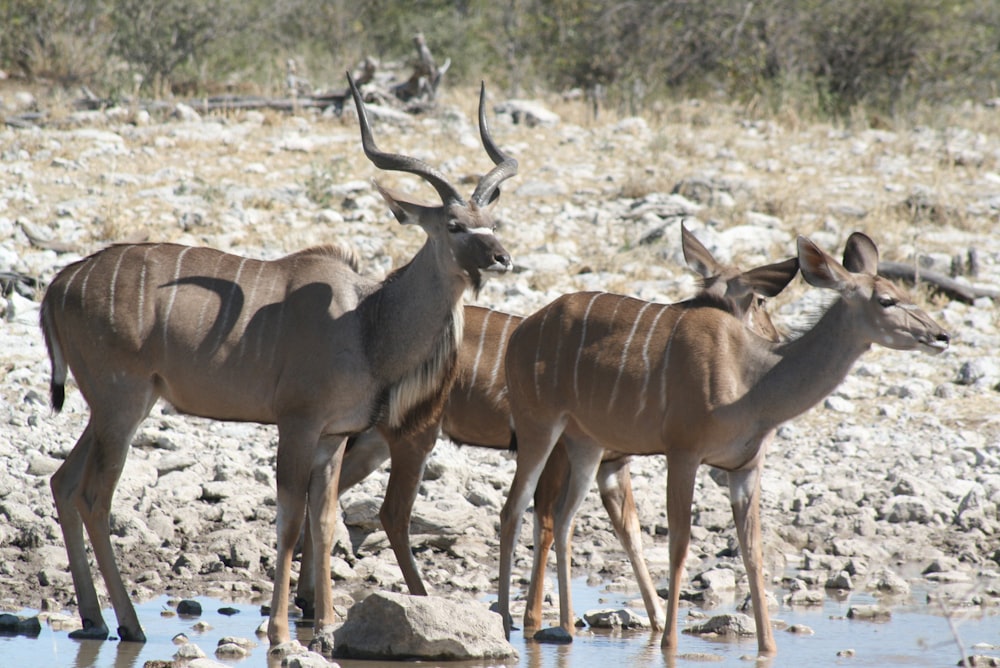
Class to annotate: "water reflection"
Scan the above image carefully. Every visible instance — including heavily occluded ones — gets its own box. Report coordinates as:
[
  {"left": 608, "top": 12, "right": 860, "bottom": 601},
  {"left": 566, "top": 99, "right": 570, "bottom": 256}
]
[
  {"left": 2, "top": 581, "right": 998, "bottom": 668},
  {"left": 71, "top": 638, "right": 144, "bottom": 668}
]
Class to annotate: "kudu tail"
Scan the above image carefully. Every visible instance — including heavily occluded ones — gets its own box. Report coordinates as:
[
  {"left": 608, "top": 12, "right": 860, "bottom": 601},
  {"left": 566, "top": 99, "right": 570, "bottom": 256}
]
[{"left": 39, "top": 300, "right": 67, "bottom": 412}]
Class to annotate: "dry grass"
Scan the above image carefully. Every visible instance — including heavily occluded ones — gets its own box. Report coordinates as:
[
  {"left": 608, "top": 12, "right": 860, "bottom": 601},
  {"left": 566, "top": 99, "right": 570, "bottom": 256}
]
[{"left": 6, "top": 78, "right": 997, "bottom": 286}]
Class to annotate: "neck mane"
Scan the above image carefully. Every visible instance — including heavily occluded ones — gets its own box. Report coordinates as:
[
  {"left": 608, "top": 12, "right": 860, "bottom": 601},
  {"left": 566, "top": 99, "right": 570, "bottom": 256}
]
[{"left": 360, "top": 244, "right": 467, "bottom": 437}]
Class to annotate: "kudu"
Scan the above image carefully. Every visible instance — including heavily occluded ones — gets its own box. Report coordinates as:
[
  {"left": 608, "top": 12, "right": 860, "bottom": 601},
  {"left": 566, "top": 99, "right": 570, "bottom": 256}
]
[
  {"left": 294, "top": 224, "right": 797, "bottom": 633},
  {"left": 498, "top": 233, "right": 950, "bottom": 654},
  {"left": 39, "top": 72, "right": 517, "bottom": 649}
]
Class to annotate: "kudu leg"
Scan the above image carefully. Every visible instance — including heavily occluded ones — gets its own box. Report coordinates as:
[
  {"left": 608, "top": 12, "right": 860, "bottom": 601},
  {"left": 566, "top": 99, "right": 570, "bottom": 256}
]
[
  {"left": 340, "top": 431, "right": 391, "bottom": 491},
  {"left": 728, "top": 464, "right": 777, "bottom": 655},
  {"left": 295, "top": 431, "right": 391, "bottom": 617},
  {"left": 662, "top": 458, "right": 699, "bottom": 651},
  {"left": 51, "top": 423, "right": 113, "bottom": 640},
  {"left": 268, "top": 423, "right": 323, "bottom": 647},
  {"left": 295, "top": 518, "right": 316, "bottom": 620},
  {"left": 305, "top": 434, "right": 348, "bottom": 654},
  {"left": 498, "top": 419, "right": 564, "bottom": 639},
  {"left": 379, "top": 425, "right": 439, "bottom": 596},
  {"left": 551, "top": 436, "right": 604, "bottom": 634},
  {"left": 595, "top": 456, "right": 666, "bottom": 631},
  {"left": 522, "top": 445, "right": 565, "bottom": 630},
  {"left": 53, "top": 390, "right": 154, "bottom": 643}
]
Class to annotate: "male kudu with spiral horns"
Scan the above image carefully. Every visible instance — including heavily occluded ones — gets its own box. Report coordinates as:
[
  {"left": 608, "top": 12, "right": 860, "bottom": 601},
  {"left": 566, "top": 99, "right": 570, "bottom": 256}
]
[{"left": 40, "top": 72, "right": 517, "bottom": 650}]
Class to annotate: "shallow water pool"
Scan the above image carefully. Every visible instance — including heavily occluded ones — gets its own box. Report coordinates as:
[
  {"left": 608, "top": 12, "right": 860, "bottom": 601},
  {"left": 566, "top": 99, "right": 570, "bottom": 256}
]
[{"left": 2, "top": 579, "right": 998, "bottom": 667}]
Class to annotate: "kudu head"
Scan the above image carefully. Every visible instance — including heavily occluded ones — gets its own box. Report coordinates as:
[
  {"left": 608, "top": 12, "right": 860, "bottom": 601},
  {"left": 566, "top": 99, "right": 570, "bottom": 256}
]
[
  {"left": 681, "top": 223, "right": 799, "bottom": 342},
  {"left": 348, "top": 72, "right": 516, "bottom": 295},
  {"left": 798, "top": 232, "right": 950, "bottom": 354}
]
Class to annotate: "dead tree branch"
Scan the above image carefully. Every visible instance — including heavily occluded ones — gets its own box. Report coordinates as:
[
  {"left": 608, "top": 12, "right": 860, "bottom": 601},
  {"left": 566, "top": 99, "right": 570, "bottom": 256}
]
[{"left": 879, "top": 261, "right": 998, "bottom": 304}]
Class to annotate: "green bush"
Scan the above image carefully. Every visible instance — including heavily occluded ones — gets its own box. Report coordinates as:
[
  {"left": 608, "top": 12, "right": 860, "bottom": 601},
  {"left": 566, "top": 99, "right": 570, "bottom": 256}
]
[
  {"left": 0, "top": 0, "right": 113, "bottom": 85},
  {"left": 1, "top": 0, "right": 998, "bottom": 119},
  {"left": 109, "top": 0, "right": 233, "bottom": 92}
]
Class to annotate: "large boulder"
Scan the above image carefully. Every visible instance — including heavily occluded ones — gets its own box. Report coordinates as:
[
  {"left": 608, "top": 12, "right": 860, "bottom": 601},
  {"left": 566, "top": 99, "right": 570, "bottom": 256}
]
[{"left": 332, "top": 591, "right": 517, "bottom": 661}]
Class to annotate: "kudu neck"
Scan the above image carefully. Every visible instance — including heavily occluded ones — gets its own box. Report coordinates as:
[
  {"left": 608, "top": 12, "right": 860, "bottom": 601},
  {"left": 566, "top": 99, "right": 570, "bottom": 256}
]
[
  {"left": 749, "top": 296, "right": 872, "bottom": 427},
  {"left": 361, "top": 242, "right": 467, "bottom": 382}
]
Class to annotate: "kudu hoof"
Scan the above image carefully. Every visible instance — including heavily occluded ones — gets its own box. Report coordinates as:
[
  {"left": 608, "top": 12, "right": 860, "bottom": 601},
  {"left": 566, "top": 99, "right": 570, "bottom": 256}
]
[
  {"left": 294, "top": 596, "right": 315, "bottom": 620},
  {"left": 117, "top": 625, "right": 147, "bottom": 643},
  {"left": 68, "top": 619, "right": 110, "bottom": 641}
]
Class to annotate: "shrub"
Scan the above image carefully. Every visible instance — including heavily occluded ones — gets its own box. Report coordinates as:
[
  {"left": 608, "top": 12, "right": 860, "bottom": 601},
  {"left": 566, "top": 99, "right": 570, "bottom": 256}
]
[
  {"left": 0, "top": 0, "right": 113, "bottom": 85},
  {"left": 1, "top": 0, "right": 998, "bottom": 120}
]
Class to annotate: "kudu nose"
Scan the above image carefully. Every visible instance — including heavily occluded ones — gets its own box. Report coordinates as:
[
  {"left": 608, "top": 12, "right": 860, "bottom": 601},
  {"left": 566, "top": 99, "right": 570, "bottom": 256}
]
[{"left": 493, "top": 252, "right": 512, "bottom": 272}]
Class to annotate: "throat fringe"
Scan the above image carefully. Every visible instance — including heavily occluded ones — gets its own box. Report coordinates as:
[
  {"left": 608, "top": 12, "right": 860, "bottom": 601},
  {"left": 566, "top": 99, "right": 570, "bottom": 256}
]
[{"left": 384, "top": 302, "right": 464, "bottom": 437}]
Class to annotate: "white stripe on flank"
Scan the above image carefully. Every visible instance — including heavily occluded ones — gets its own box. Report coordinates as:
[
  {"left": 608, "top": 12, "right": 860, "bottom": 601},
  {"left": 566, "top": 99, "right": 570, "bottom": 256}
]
[
  {"left": 107, "top": 246, "right": 130, "bottom": 333},
  {"left": 236, "top": 259, "right": 267, "bottom": 360},
  {"left": 195, "top": 252, "right": 227, "bottom": 340},
  {"left": 136, "top": 245, "right": 157, "bottom": 336},
  {"left": 532, "top": 307, "right": 555, "bottom": 401},
  {"left": 260, "top": 271, "right": 282, "bottom": 365},
  {"left": 573, "top": 294, "right": 603, "bottom": 403},
  {"left": 659, "top": 310, "right": 686, "bottom": 414},
  {"left": 549, "top": 307, "right": 562, "bottom": 397},
  {"left": 487, "top": 313, "right": 515, "bottom": 401},
  {"left": 267, "top": 272, "right": 287, "bottom": 370},
  {"left": 609, "top": 301, "right": 652, "bottom": 410},
  {"left": 467, "top": 310, "right": 494, "bottom": 399},
  {"left": 78, "top": 258, "right": 99, "bottom": 312},
  {"left": 215, "top": 257, "right": 247, "bottom": 354},
  {"left": 59, "top": 262, "right": 87, "bottom": 312},
  {"left": 635, "top": 304, "right": 671, "bottom": 418},
  {"left": 162, "top": 246, "right": 193, "bottom": 359}
]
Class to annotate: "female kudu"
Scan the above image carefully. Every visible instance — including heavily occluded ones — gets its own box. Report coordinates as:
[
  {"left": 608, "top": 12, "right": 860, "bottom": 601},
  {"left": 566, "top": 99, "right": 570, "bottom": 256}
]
[{"left": 498, "top": 233, "right": 949, "bottom": 655}]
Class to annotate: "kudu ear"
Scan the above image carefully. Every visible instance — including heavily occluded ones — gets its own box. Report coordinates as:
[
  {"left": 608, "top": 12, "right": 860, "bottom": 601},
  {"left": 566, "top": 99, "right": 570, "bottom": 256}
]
[
  {"left": 797, "top": 236, "right": 854, "bottom": 291},
  {"left": 732, "top": 291, "right": 756, "bottom": 316},
  {"left": 373, "top": 181, "right": 434, "bottom": 225},
  {"left": 841, "top": 232, "right": 879, "bottom": 275},
  {"left": 681, "top": 223, "right": 722, "bottom": 278},
  {"left": 743, "top": 257, "right": 799, "bottom": 298}
]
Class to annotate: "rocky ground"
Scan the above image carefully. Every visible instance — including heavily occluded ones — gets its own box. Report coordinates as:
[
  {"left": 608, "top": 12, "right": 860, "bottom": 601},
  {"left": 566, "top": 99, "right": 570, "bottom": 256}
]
[{"left": 1, "top": 81, "right": 999, "bottom": 654}]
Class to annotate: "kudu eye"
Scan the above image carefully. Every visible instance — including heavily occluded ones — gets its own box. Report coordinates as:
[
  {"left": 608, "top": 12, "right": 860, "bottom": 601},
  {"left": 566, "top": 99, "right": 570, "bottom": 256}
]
[
  {"left": 447, "top": 220, "right": 464, "bottom": 233},
  {"left": 877, "top": 295, "right": 897, "bottom": 308}
]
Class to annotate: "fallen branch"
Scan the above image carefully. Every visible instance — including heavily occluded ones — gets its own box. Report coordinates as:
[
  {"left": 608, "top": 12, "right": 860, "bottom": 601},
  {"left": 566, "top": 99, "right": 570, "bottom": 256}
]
[
  {"left": 18, "top": 220, "right": 79, "bottom": 254},
  {"left": 6, "top": 36, "right": 449, "bottom": 128},
  {"left": 879, "top": 261, "right": 998, "bottom": 304},
  {"left": 3, "top": 112, "right": 46, "bottom": 129},
  {"left": 390, "top": 33, "right": 450, "bottom": 105},
  {"left": 158, "top": 95, "right": 345, "bottom": 114}
]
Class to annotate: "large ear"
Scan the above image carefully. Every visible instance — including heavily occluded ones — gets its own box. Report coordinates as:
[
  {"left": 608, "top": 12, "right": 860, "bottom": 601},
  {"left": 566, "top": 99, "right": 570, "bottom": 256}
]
[
  {"left": 743, "top": 257, "right": 799, "bottom": 297},
  {"left": 797, "top": 236, "right": 854, "bottom": 291},
  {"left": 681, "top": 223, "right": 722, "bottom": 278},
  {"left": 842, "top": 232, "right": 879, "bottom": 274},
  {"left": 373, "top": 181, "right": 434, "bottom": 225}
]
